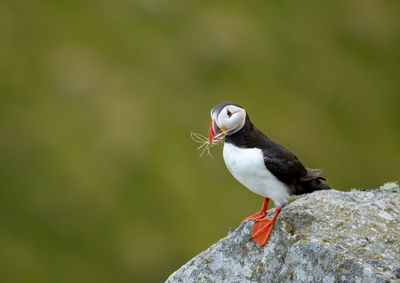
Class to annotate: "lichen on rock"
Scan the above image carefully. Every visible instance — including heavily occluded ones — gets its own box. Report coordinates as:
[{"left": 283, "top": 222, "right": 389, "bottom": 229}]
[{"left": 166, "top": 185, "right": 400, "bottom": 282}]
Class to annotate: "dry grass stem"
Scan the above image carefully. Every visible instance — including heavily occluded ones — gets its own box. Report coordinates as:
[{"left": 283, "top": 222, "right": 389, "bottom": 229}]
[{"left": 190, "top": 132, "right": 223, "bottom": 157}]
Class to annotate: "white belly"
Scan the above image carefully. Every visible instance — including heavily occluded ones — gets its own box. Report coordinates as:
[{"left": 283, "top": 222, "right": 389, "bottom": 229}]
[{"left": 223, "top": 142, "right": 290, "bottom": 208}]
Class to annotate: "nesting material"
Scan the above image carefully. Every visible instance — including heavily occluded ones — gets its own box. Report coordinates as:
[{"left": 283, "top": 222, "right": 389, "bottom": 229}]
[{"left": 190, "top": 132, "right": 223, "bottom": 157}]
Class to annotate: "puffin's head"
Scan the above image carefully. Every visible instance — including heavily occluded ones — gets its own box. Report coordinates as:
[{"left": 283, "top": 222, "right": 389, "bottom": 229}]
[{"left": 209, "top": 101, "right": 246, "bottom": 143}]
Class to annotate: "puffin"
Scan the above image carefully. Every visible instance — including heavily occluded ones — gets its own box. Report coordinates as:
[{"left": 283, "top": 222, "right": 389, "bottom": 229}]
[{"left": 208, "top": 101, "right": 331, "bottom": 246}]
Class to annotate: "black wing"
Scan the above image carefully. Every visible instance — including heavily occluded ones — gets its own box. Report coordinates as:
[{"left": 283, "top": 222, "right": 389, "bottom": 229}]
[
  {"left": 262, "top": 140, "right": 331, "bottom": 194},
  {"left": 262, "top": 144, "right": 308, "bottom": 185}
]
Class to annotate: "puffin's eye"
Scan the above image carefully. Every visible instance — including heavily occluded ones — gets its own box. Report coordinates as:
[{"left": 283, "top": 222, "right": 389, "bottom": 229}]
[{"left": 227, "top": 110, "right": 232, "bottom": 117}]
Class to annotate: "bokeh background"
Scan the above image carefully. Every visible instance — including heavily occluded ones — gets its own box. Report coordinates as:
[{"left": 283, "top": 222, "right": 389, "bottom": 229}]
[{"left": 1, "top": 0, "right": 399, "bottom": 282}]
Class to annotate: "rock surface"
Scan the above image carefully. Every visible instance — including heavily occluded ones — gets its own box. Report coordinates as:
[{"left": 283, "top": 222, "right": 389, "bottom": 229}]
[{"left": 166, "top": 182, "right": 400, "bottom": 283}]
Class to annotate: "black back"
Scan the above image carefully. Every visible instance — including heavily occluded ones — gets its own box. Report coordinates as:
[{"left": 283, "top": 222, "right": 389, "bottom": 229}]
[{"left": 225, "top": 114, "right": 331, "bottom": 195}]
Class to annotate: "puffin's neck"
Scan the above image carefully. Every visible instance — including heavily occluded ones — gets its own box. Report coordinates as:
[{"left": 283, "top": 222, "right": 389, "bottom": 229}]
[{"left": 224, "top": 114, "right": 263, "bottom": 148}]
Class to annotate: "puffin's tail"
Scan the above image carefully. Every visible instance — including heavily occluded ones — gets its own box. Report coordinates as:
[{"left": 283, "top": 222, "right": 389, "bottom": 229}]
[
  {"left": 295, "top": 178, "right": 332, "bottom": 195},
  {"left": 296, "top": 178, "right": 332, "bottom": 194},
  {"left": 292, "top": 168, "right": 332, "bottom": 195}
]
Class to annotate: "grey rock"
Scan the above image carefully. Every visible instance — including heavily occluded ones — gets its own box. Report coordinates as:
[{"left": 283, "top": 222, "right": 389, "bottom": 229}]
[{"left": 166, "top": 182, "right": 400, "bottom": 283}]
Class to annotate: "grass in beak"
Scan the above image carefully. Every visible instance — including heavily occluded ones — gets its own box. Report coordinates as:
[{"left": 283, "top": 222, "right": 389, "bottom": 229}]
[{"left": 190, "top": 132, "right": 223, "bottom": 157}]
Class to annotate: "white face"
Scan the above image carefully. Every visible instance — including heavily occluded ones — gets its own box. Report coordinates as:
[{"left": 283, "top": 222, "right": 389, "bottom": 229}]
[{"left": 216, "top": 105, "right": 246, "bottom": 135}]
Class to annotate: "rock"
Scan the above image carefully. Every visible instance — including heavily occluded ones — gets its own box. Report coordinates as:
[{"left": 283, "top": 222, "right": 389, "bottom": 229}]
[{"left": 166, "top": 182, "right": 400, "bottom": 283}]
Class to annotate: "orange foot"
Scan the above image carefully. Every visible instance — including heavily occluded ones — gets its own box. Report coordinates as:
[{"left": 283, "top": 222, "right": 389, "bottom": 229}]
[
  {"left": 251, "top": 208, "right": 281, "bottom": 246},
  {"left": 241, "top": 198, "right": 269, "bottom": 223}
]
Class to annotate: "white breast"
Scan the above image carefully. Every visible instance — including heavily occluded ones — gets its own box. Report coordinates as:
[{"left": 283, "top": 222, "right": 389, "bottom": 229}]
[{"left": 223, "top": 142, "right": 290, "bottom": 208}]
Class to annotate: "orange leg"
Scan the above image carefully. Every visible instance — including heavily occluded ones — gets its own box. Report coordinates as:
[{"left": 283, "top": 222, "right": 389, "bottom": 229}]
[
  {"left": 251, "top": 208, "right": 281, "bottom": 246},
  {"left": 241, "top": 198, "right": 269, "bottom": 223}
]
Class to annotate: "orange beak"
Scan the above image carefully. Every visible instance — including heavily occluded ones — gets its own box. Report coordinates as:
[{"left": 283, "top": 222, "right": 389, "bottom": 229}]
[
  {"left": 208, "top": 119, "right": 223, "bottom": 144},
  {"left": 208, "top": 119, "right": 216, "bottom": 144}
]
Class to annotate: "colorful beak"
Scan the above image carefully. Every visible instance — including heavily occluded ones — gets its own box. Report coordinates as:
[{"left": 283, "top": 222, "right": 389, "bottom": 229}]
[{"left": 208, "top": 119, "right": 222, "bottom": 144}]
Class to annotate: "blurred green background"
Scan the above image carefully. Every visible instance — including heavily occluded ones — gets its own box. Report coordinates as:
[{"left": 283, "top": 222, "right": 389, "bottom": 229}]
[{"left": 1, "top": 0, "right": 399, "bottom": 282}]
